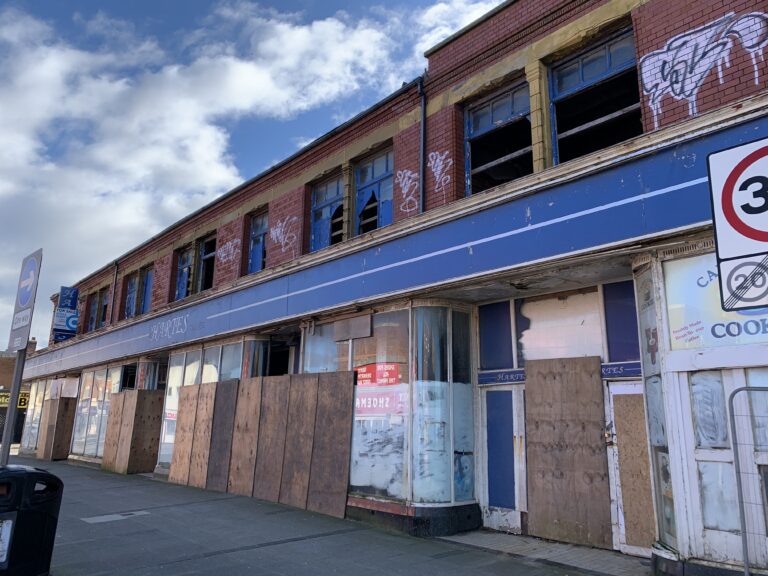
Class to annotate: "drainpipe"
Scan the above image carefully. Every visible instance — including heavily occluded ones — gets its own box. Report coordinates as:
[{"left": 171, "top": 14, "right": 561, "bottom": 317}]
[
  {"left": 109, "top": 259, "right": 119, "bottom": 325},
  {"left": 418, "top": 73, "right": 427, "bottom": 213}
]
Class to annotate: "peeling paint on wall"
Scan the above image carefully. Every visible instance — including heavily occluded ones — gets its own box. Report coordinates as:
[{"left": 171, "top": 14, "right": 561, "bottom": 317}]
[{"left": 640, "top": 12, "right": 768, "bottom": 129}]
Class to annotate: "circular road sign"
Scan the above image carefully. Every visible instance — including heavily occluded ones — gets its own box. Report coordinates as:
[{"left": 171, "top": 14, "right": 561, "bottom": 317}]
[
  {"left": 17, "top": 256, "right": 39, "bottom": 308},
  {"left": 721, "top": 146, "right": 768, "bottom": 243}
]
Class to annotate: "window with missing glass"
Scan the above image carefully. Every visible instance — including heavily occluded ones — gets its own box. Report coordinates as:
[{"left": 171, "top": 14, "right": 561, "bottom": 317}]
[
  {"left": 247, "top": 212, "right": 269, "bottom": 274},
  {"left": 355, "top": 149, "right": 394, "bottom": 235},
  {"left": 196, "top": 235, "right": 216, "bottom": 292},
  {"left": 466, "top": 84, "right": 532, "bottom": 194},
  {"left": 123, "top": 265, "right": 154, "bottom": 319},
  {"left": 175, "top": 246, "right": 195, "bottom": 301},
  {"left": 310, "top": 175, "right": 344, "bottom": 252},
  {"left": 550, "top": 30, "right": 641, "bottom": 164}
]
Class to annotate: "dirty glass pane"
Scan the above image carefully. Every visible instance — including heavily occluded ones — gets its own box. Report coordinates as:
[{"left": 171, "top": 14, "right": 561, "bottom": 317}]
[
  {"left": 582, "top": 48, "right": 607, "bottom": 81},
  {"left": 513, "top": 85, "right": 530, "bottom": 114},
  {"left": 220, "top": 343, "right": 243, "bottom": 381},
  {"left": 453, "top": 310, "right": 473, "bottom": 501},
  {"left": 655, "top": 448, "right": 677, "bottom": 543},
  {"left": 414, "top": 307, "right": 447, "bottom": 382},
  {"left": 491, "top": 95, "right": 512, "bottom": 125},
  {"left": 610, "top": 34, "right": 635, "bottom": 67},
  {"left": 202, "top": 346, "right": 221, "bottom": 384},
  {"left": 747, "top": 367, "right": 768, "bottom": 450},
  {"left": 71, "top": 373, "right": 93, "bottom": 455},
  {"left": 158, "top": 353, "right": 185, "bottom": 466},
  {"left": 556, "top": 61, "right": 580, "bottom": 94},
  {"left": 698, "top": 461, "right": 740, "bottom": 532},
  {"left": 20, "top": 381, "right": 39, "bottom": 451},
  {"left": 349, "top": 310, "right": 410, "bottom": 499},
  {"left": 183, "top": 350, "right": 201, "bottom": 386},
  {"left": 412, "top": 380, "right": 451, "bottom": 503},
  {"left": 472, "top": 104, "right": 491, "bottom": 134},
  {"left": 645, "top": 375, "right": 667, "bottom": 447},
  {"left": 303, "top": 323, "right": 348, "bottom": 373},
  {"left": 690, "top": 371, "right": 729, "bottom": 449}
]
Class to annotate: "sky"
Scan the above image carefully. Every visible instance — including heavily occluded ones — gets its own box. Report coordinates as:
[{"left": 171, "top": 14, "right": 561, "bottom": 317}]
[{"left": 0, "top": 0, "right": 503, "bottom": 349}]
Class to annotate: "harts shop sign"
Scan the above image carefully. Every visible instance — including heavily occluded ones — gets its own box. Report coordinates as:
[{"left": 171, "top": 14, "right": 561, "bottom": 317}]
[{"left": 664, "top": 253, "right": 768, "bottom": 350}]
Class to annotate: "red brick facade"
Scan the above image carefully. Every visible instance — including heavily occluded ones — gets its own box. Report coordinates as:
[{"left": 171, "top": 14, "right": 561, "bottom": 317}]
[
  {"left": 48, "top": 0, "right": 768, "bottom": 345},
  {"left": 634, "top": 0, "right": 768, "bottom": 132},
  {"left": 266, "top": 186, "right": 305, "bottom": 268}
]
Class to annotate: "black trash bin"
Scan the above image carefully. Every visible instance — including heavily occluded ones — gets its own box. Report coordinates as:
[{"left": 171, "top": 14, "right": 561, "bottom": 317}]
[{"left": 0, "top": 465, "right": 63, "bottom": 576}]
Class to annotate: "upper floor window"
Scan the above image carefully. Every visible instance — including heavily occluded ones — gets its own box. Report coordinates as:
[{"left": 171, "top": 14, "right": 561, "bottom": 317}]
[
  {"left": 123, "top": 265, "right": 154, "bottom": 319},
  {"left": 550, "top": 30, "right": 641, "bottom": 164},
  {"left": 310, "top": 175, "right": 344, "bottom": 252},
  {"left": 87, "top": 287, "right": 110, "bottom": 332},
  {"left": 247, "top": 212, "right": 268, "bottom": 274},
  {"left": 355, "top": 149, "right": 394, "bottom": 234},
  {"left": 174, "top": 235, "right": 217, "bottom": 301},
  {"left": 197, "top": 235, "right": 216, "bottom": 292},
  {"left": 465, "top": 84, "right": 532, "bottom": 195}
]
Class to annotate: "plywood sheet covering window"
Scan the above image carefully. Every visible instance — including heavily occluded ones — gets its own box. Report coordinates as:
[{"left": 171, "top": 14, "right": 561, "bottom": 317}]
[
  {"left": 188, "top": 382, "right": 216, "bottom": 489},
  {"left": 613, "top": 394, "right": 655, "bottom": 548},
  {"left": 252, "top": 375, "right": 290, "bottom": 501},
  {"left": 168, "top": 385, "right": 200, "bottom": 485},
  {"left": 279, "top": 374, "right": 319, "bottom": 508},
  {"left": 206, "top": 379, "right": 239, "bottom": 492},
  {"left": 525, "top": 356, "right": 612, "bottom": 548},
  {"left": 228, "top": 377, "right": 263, "bottom": 496}
]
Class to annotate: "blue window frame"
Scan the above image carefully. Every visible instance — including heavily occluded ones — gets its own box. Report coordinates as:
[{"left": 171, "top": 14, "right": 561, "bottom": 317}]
[
  {"left": 124, "top": 265, "right": 154, "bottom": 319},
  {"left": 465, "top": 84, "right": 532, "bottom": 195},
  {"left": 87, "top": 294, "right": 98, "bottom": 332},
  {"left": 247, "top": 212, "right": 268, "bottom": 274},
  {"left": 196, "top": 235, "right": 216, "bottom": 293},
  {"left": 310, "top": 176, "right": 344, "bottom": 252},
  {"left": 549, "top": 30, "right": 641, "bottom": 164},
  {"left": 355, "top": 149, "right": 393, "bottom": 235},
  {"left": 175, "top": 246, "right": 194, "bottom": 301}
]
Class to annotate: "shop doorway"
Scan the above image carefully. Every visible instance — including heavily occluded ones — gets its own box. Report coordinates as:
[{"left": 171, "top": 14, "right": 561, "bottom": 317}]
[{"left": 525, "top": 356, "right": 612, "bottom": 549}]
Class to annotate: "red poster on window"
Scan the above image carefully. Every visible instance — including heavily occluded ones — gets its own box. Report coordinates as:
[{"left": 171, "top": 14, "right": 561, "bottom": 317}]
[{"left": 355, "top": 363, "right": 402, "bottom": 386}]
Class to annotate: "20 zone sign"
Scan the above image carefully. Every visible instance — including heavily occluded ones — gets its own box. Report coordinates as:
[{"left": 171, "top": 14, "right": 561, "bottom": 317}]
[{"left": 709, "top": 137, "right": 768, "bottom": 311}]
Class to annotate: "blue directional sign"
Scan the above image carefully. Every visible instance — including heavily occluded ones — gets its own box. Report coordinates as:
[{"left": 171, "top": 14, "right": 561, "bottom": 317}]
[{"left": 8, "top": 249, "right": 43, "bottom": 352}]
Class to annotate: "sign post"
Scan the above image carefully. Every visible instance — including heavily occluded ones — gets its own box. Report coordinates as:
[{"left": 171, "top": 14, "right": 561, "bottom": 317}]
[
  {"left": 2, "top": 249, "right": 43, "bottom": 465},
  {"left": 708, "top": 139, "right": 768, "bottom": 311}
]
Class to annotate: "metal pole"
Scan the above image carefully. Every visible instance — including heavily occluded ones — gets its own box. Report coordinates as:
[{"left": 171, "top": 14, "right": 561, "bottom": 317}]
[
  {"left": 0, "top": 347, "right": 27, "bottom": 466},
  {"left": 728, "top": 386, "right": 768, "bottom": 576}
]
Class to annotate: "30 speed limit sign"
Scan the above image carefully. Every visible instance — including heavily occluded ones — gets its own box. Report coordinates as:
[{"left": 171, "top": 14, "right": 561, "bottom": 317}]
[{"left": 708, "top": 137, "right": 768, "bottom": 311}]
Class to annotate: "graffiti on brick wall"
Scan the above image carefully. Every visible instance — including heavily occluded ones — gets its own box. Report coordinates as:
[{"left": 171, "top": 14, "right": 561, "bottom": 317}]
[
  {"left": 216, "top": 238, "right": 241, "bottom": 263},
  {"left": 396, "top": 169, "right": 419, "bottom": 214},
  {"left": 269, "top": 215, "right": 298, "bottom": 256},
  {"left": 640, "top": 12, "right": 768, "bottom": 129},
  {"left": 428, "top": 151, "right": 453, "bottom": 201}
]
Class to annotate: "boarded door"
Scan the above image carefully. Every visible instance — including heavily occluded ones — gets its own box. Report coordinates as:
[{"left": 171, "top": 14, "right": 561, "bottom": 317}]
[{"left": 525, "top": 356, "right": 612, "bottom": 548}]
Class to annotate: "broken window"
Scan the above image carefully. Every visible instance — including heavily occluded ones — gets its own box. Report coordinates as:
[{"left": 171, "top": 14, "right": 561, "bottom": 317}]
[
  {"left": 123, "top": 265, "right": 153, "bottom": 319},
  {"left": 466, "top": 84, "right": 532, "bottom": 194},
  {"left": 174, "top": 246, "right": 195, "bottom": 301},
  {"left": 355, "top": 149, "right": 394, "bottom": 235},
  {"left": 196, "top": 235, "right": 216, "bottom": 292},
  {"left": 551, "top": 31, "right": 642, "bottom": 164},
  {"left": 247, "top": 212, "right": 268, "bottom": 274},
  {"left": 310, "top": 175, "right": 345, "bottom": 252}
]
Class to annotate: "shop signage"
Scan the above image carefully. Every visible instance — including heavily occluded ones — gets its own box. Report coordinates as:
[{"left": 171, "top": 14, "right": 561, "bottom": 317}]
[
  {"left": 355, "top": 363, "right": 401, "bottom": 386},
  {"left": 477, "top": 362, "right": 641, "bottom": 385},
  {"left": 708, "top": 138, "right": 768, "bottom": 311},
  {"left": 52, "top": 286, "right": 80, "bottom": 343},
  {"left": 354, "top": 387, "right": 408, "bottom": 416},
  {"left": 0, "top": 391, "right": 29, "bottom": 409},
  {"left": 664, "top": 253, "right": 768, "bottom": 350}
]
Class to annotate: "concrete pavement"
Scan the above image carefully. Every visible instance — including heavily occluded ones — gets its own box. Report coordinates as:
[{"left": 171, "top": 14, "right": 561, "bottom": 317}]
[{"left": 14, "top": 456, "right": 646, "bottom": 576}]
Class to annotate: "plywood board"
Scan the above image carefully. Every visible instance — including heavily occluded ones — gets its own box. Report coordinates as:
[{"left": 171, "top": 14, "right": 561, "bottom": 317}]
[
  {"left": 614, "top": 393, "right": 656, "bottom": 548},
  {"left": 169, "top": 385, "right": 199, "bottom": 486},
  {"left": 207, "top": 380, "right": 239, "bottom": 492},
  {"left": 36, "top": 400, "right": 56, "bottom": 461},
  {"left": 101, "top": 394, "right": 125, "bottom": 471},
  {"left": 228, "top": 377, "right": 262, "bottom": 496},
  {"left": 127, "top": 390, "right": 164, "bottom": 474},
  {"left": 525, "top": 357, "right": 612, "bottom": 549},
  {"left": 188, "top": 382, "right": 216, "bottom": 489},
  {"left": 115, "top": 391, "right": 138, "bottom": 474},
  {"left": 307, "top": 371, "right": 355, "bottom": 518},
  {"left": 279, "top": 374, "right": 319, "bottom": 508},
  {"left": 252, "top": 375, "right": 289, "bottom": 501},
  {"left": 52, "top": 398, "right": 77, "bottom": 461}
]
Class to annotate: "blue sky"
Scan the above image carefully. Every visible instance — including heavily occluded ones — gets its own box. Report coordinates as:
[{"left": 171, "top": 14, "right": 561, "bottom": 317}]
[{"left": 0, "top": 0, "right": 503, "bottom": 348}]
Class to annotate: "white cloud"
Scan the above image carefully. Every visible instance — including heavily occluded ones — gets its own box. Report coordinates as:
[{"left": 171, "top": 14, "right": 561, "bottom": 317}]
[{"left": 0, "top": 0, "right": 503, "bottom": 349}]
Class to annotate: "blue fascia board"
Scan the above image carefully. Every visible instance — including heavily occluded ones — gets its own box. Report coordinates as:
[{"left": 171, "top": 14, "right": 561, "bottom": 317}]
[{"left": 23, "top": 117, "right": 767, "bottom": 379}]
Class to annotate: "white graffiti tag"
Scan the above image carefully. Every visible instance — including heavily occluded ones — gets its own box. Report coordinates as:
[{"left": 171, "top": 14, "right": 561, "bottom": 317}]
[
  {"left": 640, "top": 12, "right": 768, "bottom": 129},
  {"left": 428, "top": 151, "right": 453, "bottom": 201},
  {"left": 396, "top": 169, "right": 419, "bottom": 214},
  {"left": 269, "top": 216, "right": 298, "bottom": 256},
  {"left": 216, "top": 239, "right": 241, "bottom": 263}
]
